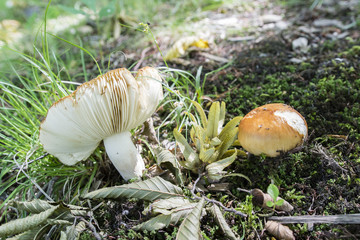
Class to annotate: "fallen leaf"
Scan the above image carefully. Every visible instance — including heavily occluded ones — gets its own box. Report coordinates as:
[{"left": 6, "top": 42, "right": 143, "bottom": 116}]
[
  {"left": 164, "top": 36, "right": 209, "bottom": 61},
  {"left": 265, "top": 221, "right": 295, "bottom": 240},
  {"left": 251, "top": 189, "right": 294, "bottom": 212}
]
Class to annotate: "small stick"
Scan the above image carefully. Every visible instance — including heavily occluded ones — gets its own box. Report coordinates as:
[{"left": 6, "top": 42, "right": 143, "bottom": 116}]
[
  {"left": 191, "top": 173, "right": 247, "bottom": 218},
  {"left": 78, "top": 216, "right": 102, "bottom": 240},
  {"left": 268, "top": 214, "right": 360, "bottom": 224}
]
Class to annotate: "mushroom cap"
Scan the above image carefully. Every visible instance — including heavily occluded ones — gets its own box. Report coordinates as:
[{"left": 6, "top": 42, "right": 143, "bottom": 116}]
[
  {"left": 39, "top": 67, "right": 163, "bottom": 165},
  {"left": 238, "top": 103, "right": 307, "bottom": 157}
]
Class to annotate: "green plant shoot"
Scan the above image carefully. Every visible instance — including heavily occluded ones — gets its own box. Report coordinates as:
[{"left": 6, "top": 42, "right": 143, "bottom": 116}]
[{"left": 266, "top": 184, "right": 284, "bottom": 208}]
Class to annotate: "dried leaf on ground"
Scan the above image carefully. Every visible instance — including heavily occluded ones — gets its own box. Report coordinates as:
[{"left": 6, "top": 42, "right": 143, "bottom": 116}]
[
  {"left": 164, "top": 36, "right": 209, "bottom": 61},
  {"left": 209, "top": 204, "right": 239, "bottom": 240},
  {"left": 134, "top": 199, "right": 198, "bottom": 231},
  {"left": 176, "top": 198, "right": 205, "bottom": 240},
  {"left": 83, "top": 176, "right": 184, "bottom": 201},
  {"left": 0, "top": 205, "right": 59, "bottom": 238},
  {"left": 156, "top": 148, "right": 184, "bottom": 185},
  {"left": 265, "top": 221, "right": 295, "bottom": 240},
  {"left": 251, "top": 189, "right": 294, "bottom": 212}
]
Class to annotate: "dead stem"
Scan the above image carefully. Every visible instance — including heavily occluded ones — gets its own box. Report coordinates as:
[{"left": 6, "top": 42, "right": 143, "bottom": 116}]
[
  {"left": 78, "top": 216, "right": 102, "bottom": 240},
  {"left": 191, "top": 172, "right": 247, "bottom": 218}
]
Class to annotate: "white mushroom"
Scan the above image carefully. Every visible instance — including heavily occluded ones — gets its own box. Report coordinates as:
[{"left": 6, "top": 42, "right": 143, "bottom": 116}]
[
  {"left": 238, "top": 103, "right": 307, "bottom": 157},
  {"left": 39, "top": 67, "right": 163, "bottom": 180}
]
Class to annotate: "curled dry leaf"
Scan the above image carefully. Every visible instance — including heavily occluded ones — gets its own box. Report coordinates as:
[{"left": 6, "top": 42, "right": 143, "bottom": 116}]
[
  {"left": 265, "top": 221, "right": 295, "bottom": 240},
  {"left": 164, "top": 36, "right": 209, "bottom": 61},
  {"left": 251, "top": 189, "right": 293, "bottom": 212}
]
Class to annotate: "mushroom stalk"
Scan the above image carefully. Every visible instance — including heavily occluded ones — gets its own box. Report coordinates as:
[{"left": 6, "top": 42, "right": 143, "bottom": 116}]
[{"left": 103, "top": 131, "right": 145, "bottom": 180}]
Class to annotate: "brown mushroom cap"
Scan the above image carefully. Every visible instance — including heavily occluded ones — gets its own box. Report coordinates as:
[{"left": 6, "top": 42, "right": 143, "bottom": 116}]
[{"left": 238, "top": 103, "right": 307, "bottom": 157}]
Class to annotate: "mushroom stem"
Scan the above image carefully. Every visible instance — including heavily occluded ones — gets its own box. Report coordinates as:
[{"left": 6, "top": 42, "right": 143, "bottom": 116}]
[{"left": 103, "top": 131, "right": 145, "bottom": 180}]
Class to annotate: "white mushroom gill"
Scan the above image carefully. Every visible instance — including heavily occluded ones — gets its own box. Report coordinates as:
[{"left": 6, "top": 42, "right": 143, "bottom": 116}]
[{"left": 39, "top": 67, "right": 163, "bottom": 181}]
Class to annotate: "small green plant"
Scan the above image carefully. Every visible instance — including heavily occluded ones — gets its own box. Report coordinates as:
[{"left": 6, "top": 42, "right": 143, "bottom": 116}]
[
  {"left": 173, "top": 101, "right": 247, "bottom": 182},
  {"left": 265, "top": 184, "right": 285, "bottom": 209}
]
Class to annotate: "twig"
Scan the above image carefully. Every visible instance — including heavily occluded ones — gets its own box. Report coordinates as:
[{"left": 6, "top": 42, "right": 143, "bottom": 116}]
[
  {"left": 14, "top": 153, "right": 49, "bottom": 170},
  {"left": 13, "top": 153, "right": 53, "bottom": 201},
  {"left": 268, "top": 214, "right": 360, "bottom": 224},
  {"left": 133, "top": 47, "right": 151, "bottom": 71},
  {"left": 191, "top": 173, "right": 247, "bottom": 218},
  {"left": 236, "top": 187, "right": 251, "bottom": 194},
  {"left": 79, "top": 216, "right": 102, "bottom": 240}
]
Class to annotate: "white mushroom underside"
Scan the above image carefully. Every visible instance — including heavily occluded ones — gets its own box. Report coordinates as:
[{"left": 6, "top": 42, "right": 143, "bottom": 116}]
[{"left": 40, "top": 67, "right": 163, "bottom": 175}]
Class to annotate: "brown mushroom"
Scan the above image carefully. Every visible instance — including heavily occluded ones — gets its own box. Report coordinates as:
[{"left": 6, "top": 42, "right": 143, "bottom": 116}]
[{"left": 238, "top": 103, "right": 307, "bottom": 157}]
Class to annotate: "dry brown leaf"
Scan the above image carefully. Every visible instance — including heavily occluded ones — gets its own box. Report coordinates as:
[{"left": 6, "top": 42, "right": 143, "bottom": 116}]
[
  {"left": 164, "top": 36, "right": 209, "bottom": 61},
  {"left": 251, "top": 189, "right": 294, "bottom": 212},
  {"left": 265, "top": 221, "right": 295, "bottom": 240}
]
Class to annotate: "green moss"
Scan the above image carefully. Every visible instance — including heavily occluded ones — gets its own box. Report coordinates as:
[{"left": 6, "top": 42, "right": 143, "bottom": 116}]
[{"left": 203, "top": 37, "right": 360, "bottom": 226}]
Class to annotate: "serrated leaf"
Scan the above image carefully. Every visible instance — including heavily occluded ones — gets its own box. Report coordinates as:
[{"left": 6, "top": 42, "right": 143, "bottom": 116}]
[
  {"left": 12, "top": 200, "right": 88, "bottom": 217},
  {"left": 61, "top": 221, "right": 86, "bottom": 240},
  {"left": 206, "top": 102, "right": 220, "bottom": 139},
  {"left": 134, "top": 202, "right": 197, "bottom": 231},
  {"left": 83, "top": 176, "right": 184, "bottom": 201},
  {"left": 46, "top": 219, "right": 72, "bottom": 225},
  {"left": 176, "top": 198, "right": 205, "bottom": 240},
  {"left": 173, "top": 129, "right": 200, "bottom": 171},
  {"left": 69, "top": 209, "right": 88, "bottom": 217},
  {"left": 206, "top": 151, "right": 237, "bottom": 181},
  {"left": 216, "top": 128, "right": 239, "bottom": 160},
  {"left": 12, "top": 199, "right": 53, "bottom": 213},
  {"left": 156, "top": 149, "right": 184, "bottom": 185},
  {"left": 60, "top": 231, "right": 68, "bottom": 240},
  {"left": 218, "top": 116, "right": 242, "bottom": 141},
  {"left": 6, "top": 226, "right": 47, "bottom": 240},
  {"left": 191, "top": 101, "right": 208, "bottom": 128},
  {"left": 144, "top": 197, "right": 191, "bottom": 215},
  {"left": 0, "top": 205, "right": 59, "bottom": 238},
  {"left": 210, "top": 204, "right": 239, "bottom": 240}
]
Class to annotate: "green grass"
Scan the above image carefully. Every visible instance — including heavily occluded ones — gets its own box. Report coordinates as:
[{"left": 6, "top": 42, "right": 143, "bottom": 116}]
[{"left": 0, "top": 45, "right": 100, "bottom": 217}]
